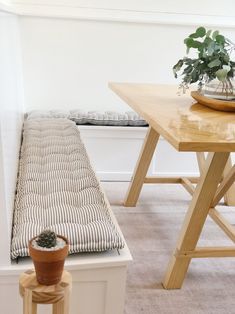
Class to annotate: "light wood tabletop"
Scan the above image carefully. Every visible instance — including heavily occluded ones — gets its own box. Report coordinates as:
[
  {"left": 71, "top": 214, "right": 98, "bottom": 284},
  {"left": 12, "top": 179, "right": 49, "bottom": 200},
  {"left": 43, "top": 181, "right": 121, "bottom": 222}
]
[
  {"left": 109, "top": 83, "right": 235, "bottom": 152},
  {"left": 110, "top": 82, "right": 235, "bottom": 289}
]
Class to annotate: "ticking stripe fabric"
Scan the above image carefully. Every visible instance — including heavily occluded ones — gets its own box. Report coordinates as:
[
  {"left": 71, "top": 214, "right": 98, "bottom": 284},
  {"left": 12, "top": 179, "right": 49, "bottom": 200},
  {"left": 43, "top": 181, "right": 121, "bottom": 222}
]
[
  {"left": 26, "top": 109, "right": 148, "bottom": 126},
  {"left": 69, "top": 110, "right": 148, "bottom": 126},
  {"left": 11, "top": 118, "right": 124, "bottom": 259}
]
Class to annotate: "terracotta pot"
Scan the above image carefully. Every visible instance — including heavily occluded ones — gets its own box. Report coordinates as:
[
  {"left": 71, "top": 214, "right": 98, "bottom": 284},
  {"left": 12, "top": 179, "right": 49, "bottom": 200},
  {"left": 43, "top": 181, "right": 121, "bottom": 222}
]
[{"left": 29, "top": 235, "right": 69, "bottom": 285}]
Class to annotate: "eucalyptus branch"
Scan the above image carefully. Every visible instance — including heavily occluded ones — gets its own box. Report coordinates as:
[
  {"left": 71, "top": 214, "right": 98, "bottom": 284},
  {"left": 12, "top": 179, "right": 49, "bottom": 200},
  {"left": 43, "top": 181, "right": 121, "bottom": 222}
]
[{"left": 173, "top": 26, "right": 235, "bottom": 96}]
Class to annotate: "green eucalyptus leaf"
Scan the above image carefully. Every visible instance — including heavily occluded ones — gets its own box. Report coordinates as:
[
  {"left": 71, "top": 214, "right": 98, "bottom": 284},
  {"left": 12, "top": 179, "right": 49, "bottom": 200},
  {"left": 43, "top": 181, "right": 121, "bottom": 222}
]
[
  {"left": 173, "top": 59, "right": 184, "bottom": 69},
  {"left": 193, "top": 60, "right": 200, "bottom": 67},
  {"left": 212, "top": 30, "right": 219, "bottom": 39},
  {"left": 189, "top": 33, "right": 199, "bottom": 38},
  {"left": 215, "top": 34, "right": 225, "bottom": 44},
  {"left": 203, "top": 36, "right": 213, "bottom": 46},
  {"left": 182, "top": 65, "right": 193, "bottom": 75},
  {"left": 199, "top": 51, "right": 204, "bottom": 59},
  {"left": 173, "top": 59, "right": 184, "bottom": 77},
  {"left": 191, "top": 70, "right": 200, "bottom": 83},
  {"left": 184, "top": 37, "right": 194, "bottom": 47},
  {"left": 184, "top": 38, "right": 202, "bottom": 49},
  {"left": 195, "top": 26, "right": 206, "bottom": 37},
  {"left": 207, "top": 41, "right": 216, "bottom": 56},
  {"left": 197, "top": 44, "right": 204, "bottom": 52},
  {"left": 191, "top": 40, "right": 202, "bottom": 49},
  {"left": 208, "top": 59, "right": 221, "bottom": 68},
  {"left": 206, "top": 30, "right": 212, "bottom": 38},
  {"left": 223, "top": 55, "right": 230, "bottom": 63},
  {"left": 216, "top": 68, "right": 229, "bottom": 81}
]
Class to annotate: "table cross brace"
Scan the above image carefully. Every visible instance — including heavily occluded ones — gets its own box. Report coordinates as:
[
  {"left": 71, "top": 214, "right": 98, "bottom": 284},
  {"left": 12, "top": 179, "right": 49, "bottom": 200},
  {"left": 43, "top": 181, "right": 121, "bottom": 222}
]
[{"left": 124, "top": 127, "right": 235, "bottom": 289}]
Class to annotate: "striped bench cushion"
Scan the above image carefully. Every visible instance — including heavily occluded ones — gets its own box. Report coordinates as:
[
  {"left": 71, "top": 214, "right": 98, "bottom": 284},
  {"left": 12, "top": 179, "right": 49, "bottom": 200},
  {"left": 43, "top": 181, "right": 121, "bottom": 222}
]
[
  {"left": 11, "top": 118, "right": 124, "bottom": 259},
  {"left": 26, "top": 109, "right": 148, "bottom": 126}
]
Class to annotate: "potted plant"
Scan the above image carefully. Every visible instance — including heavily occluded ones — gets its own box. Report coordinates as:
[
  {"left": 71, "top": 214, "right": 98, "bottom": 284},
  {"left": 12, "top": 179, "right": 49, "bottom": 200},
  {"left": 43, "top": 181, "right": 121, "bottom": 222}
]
[
  {"left": 173, "top": 26, "right": 235, "bottom": 100},
  {"left": 29, "top": 229, "right": 69, "bottom": 285}
]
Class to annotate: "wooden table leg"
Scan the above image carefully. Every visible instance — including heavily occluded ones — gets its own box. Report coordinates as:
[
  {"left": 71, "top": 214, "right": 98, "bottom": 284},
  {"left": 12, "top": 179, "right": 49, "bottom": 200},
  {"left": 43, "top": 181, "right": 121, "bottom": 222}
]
[
  {"left": 223, "top": 156, "right": 235, "bottom": 206},
  {"left": 163, "top": 152, "right": 230, "bottom": 289},
  {"left": 197, "top": 153, "right": 235, "bottom": 206},
  {"left": 212, "top": 164, "right": 235, "bottom": 207},
  {"left": 196, "top": 152, "right": 206, "bottom": 175},
  {"left": 124, "top": 127, "right": 160, "bottom": 207}
]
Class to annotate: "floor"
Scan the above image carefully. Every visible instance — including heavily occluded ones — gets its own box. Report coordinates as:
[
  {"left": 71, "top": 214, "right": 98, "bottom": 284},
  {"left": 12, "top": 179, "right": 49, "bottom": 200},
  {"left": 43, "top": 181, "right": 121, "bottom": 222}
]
[{"left": 103, "top": 182, "right": 235, "bottom": 314}]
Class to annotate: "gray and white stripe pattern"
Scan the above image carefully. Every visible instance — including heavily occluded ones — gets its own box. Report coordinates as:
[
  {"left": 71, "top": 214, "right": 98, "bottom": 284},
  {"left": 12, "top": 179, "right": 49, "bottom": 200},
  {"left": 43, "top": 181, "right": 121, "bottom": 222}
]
[{"left": 11, "top": 118, "right": 124, "bottom": 259}]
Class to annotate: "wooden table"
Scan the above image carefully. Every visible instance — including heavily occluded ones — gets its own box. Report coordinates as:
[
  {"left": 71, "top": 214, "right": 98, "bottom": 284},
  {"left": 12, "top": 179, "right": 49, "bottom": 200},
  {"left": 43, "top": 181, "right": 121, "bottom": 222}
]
[{"left": 109, "top": 83, "right": 235, "bottom": 289}]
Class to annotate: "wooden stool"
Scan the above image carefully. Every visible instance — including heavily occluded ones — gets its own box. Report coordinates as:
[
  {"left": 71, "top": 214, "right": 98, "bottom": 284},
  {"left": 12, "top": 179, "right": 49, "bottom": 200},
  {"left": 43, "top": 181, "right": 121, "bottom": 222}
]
[{"left": 19, "top": 270, "right": 72, "bottom": 314}]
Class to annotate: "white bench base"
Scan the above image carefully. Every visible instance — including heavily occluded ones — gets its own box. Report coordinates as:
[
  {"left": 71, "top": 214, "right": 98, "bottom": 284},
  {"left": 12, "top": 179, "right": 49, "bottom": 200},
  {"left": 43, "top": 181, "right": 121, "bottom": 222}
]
[{"left": 78, "top": 125, "right": 201, "bottom": 181}]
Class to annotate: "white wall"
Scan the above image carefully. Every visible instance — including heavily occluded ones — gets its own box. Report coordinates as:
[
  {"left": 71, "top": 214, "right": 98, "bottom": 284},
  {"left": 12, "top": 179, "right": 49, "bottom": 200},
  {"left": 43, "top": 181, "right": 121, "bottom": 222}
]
[
  {"left": 0, "top": 0, "right": 11, "bottom": 9},
  {"left": 0, "top": 11, "right": 24, "bottom": 266},
  {"left": 19, "top": 19, "right": 186, "bottom": 111},
  {"left": 17, "top": 1, "right": 235, "bottom": 112}
]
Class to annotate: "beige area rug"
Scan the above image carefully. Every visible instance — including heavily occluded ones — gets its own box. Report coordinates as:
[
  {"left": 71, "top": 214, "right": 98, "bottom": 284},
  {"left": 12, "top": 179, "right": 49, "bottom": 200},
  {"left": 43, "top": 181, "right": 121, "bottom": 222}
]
[{"left": 102, "top": 182, "right": 235, "bottom": 314}]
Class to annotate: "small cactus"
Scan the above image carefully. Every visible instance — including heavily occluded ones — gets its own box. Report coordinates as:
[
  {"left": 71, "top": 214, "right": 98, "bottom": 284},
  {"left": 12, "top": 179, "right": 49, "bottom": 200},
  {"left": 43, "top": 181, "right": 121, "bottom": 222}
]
[{"left": 36, "top": 229, "right": 57, "bottom": 248}]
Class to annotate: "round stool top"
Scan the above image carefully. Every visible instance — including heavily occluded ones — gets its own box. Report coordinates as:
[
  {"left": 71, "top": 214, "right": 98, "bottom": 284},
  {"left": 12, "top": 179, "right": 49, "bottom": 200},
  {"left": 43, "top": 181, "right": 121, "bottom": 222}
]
[{"left": 19, "top": 270, "right": 72, "bottom": 304}]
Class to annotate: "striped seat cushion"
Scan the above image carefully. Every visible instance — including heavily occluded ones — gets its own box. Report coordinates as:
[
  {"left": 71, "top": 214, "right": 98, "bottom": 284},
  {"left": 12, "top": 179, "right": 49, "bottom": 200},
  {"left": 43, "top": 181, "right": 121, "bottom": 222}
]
[
  {"left": 26, "top": 109, "right": 148, "bottom": 126},
  {"left": 11, "top": 118, "right": 124, "bottom": 259}
]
